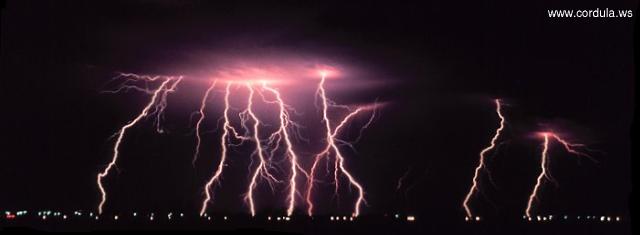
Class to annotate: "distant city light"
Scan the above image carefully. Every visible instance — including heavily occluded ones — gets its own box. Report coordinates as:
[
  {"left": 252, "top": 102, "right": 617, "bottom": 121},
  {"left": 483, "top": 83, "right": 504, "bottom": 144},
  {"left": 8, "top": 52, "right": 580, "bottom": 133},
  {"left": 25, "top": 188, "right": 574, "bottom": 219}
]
[{"left": 0, "top": 209, "right": 627, "bottom": 226}]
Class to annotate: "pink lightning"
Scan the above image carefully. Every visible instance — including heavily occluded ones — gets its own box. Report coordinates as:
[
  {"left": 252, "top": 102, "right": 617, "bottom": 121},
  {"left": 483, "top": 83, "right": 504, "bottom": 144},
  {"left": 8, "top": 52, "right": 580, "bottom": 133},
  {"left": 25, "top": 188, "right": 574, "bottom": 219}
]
[
  {"left": 261, "top": 81, "right": 309, "bottom": 216},
  {"left": 200, "top": 82, "right": 238, "bottom": 216},
  {"left": 462, "top": 99, "right": 506, "bottom": 220},
  {"left": 192, "top": 80, "right": 218, "bottom": 166},
  {"left": 525, "top": 132, "right": 593, "bottom": 218},
  {"left": 242, "top": 82, "right": 280, "bottom": 217},
  {"left": 305, "top": 73, "right": 373, "bottom": 217},
  {"left": 525, "top": 133, "right": 551, "bottom": 219},
  {"left": 97, "top": 75, "right": 183, "bottom": 214},
  {"left": 102, "top": 66, "right": 380, "bottom": 217}
]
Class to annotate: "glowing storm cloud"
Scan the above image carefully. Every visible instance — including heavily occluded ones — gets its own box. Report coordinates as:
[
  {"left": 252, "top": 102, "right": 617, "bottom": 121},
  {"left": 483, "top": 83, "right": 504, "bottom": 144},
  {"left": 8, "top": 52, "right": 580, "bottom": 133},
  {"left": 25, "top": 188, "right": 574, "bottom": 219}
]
[{"left": 96, "top": 63, "right": 380, "bottom": 217}]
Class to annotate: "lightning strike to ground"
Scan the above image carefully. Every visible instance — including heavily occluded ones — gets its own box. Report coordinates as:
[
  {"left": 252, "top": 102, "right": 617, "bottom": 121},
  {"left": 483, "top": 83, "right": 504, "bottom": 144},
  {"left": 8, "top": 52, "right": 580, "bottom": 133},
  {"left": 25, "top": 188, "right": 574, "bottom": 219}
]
[
  {"left": 462, "top": 99, "right": 506, "bottom": 220},
  {"left": 97, "top": 74, "right": 183, "bottom": 214},
  {"left": 242, "top": 82, "right": 280, "bottom": 217},
  {"left": 525, "top": 132, "right": 593, "bottom": 218},
  {"left": 305, "top": 73, "right": 373, "bottom": 217},
  {"left": 200, "top": 82, "right": 238, "bottom": 216},
  {"left": 261, "top": 82, "right": 309, "bottom": 216},
  {"left": 101, "top": 68, "right": 379, "bottom": 217}
]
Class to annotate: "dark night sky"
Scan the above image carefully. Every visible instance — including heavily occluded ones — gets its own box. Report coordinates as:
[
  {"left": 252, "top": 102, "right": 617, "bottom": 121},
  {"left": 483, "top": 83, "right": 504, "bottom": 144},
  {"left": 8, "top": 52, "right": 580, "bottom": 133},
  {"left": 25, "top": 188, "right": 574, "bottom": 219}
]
[{"left": 0, "top": 0, "right": 635, "bottom": 223}]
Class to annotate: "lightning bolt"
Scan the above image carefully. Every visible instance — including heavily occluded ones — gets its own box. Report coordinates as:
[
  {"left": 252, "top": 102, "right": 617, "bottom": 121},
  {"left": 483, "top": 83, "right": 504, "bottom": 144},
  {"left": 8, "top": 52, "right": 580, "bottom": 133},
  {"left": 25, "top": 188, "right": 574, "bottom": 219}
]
[
  {"left": 97, "top": 74, "right": 183, "bottom": 214},
  {"left": 525, "top": 132, "right": 593, "bottom": 218},
  {"left": 549, "top": 134, "right": 598, "bottom": 163},
  {"left": 242, "top": 82, "right": 280, "bottom": 217},
  {"left": 305, "top": 73, "right": 373, "bottom": 217},
  {"left": 102, "top": 69, "right": 379, "bottom": 217},
  {"left": 192, "top": 80, "right": 218, "bottom": 166},
  {"left": 525, "top": 133, "right": 551, "bottom": 219},
  {"left": 462, "top": 99, "right": 506, "bottom": 220},
  {"left": 199, "top": 82, "right": 251, "bottom": 216},
  {"left": 260, "top": 82, "right": 309, "bottom": 216}
]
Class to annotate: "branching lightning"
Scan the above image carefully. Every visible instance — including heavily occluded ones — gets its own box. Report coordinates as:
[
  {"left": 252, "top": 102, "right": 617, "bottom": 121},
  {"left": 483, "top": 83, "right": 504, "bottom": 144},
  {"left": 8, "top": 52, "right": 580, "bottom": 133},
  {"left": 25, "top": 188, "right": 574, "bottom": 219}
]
[
  {"left": 261, "top": 82, "right": 309, "bottom": 216},
  {"left": 101, "top": 68, "right": 379, "bottom": 217},
  {"left": 200, "top": 82, "right": 241, "bottom": 216},
  {"left": 305, "top": 73, "right": 375, "bottom": 217},
  {"left": 525, "top": 132, "right": 594, "bottom": 218},
  {"left": 242, "top": 82, "right": 281, "bottom": 217},
  {"left": 462, "top": 99, "right": 506, "bottom": 220},
  {"left": 97, "top": 74, "right": 183, "bottom": 214}
]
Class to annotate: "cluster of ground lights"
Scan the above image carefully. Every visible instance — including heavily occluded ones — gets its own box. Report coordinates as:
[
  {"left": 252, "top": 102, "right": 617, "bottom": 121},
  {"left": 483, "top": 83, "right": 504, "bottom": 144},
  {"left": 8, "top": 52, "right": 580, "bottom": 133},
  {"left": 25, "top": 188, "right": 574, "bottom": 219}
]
[
  {"left": 1, "top": 210, "right": 419, "bottom": 223},
  {"left": 1, "top": 210, "right": 626, "bottom": 224}
]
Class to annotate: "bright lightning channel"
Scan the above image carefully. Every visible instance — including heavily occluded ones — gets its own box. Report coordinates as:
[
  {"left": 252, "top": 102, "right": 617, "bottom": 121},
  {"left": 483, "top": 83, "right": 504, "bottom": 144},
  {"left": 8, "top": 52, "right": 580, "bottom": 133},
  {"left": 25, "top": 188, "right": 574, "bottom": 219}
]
[
  {"left": 462, "top": 99, "right": 505, "bottom": 220},
  {"left": 97, "top": 74, "right": 183, "bottom": 214},
  {"left": 525, "top": 132, "right": 593, "bottom": 218},
  {"left": 200, "top": 82, "right": 239, "bottom": 216},
  {"left": 305, "top": 73, "right": 373, "bottom": 217},
  {"left": 261, "top": 81, "right": 310, "bottom": 216},
  {"left": 192, "top": 80, "right": 218, "bottom": 166},
  {"left": 242, "top": 82, "right": 280, "bottom": 217}
]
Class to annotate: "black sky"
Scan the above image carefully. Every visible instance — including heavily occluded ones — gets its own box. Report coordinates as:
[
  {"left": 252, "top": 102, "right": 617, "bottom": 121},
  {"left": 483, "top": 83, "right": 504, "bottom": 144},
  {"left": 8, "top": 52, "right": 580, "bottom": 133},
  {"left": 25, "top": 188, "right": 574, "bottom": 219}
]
[{"left": 0, "top": 0, "right": 635, "bottom": 225}]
